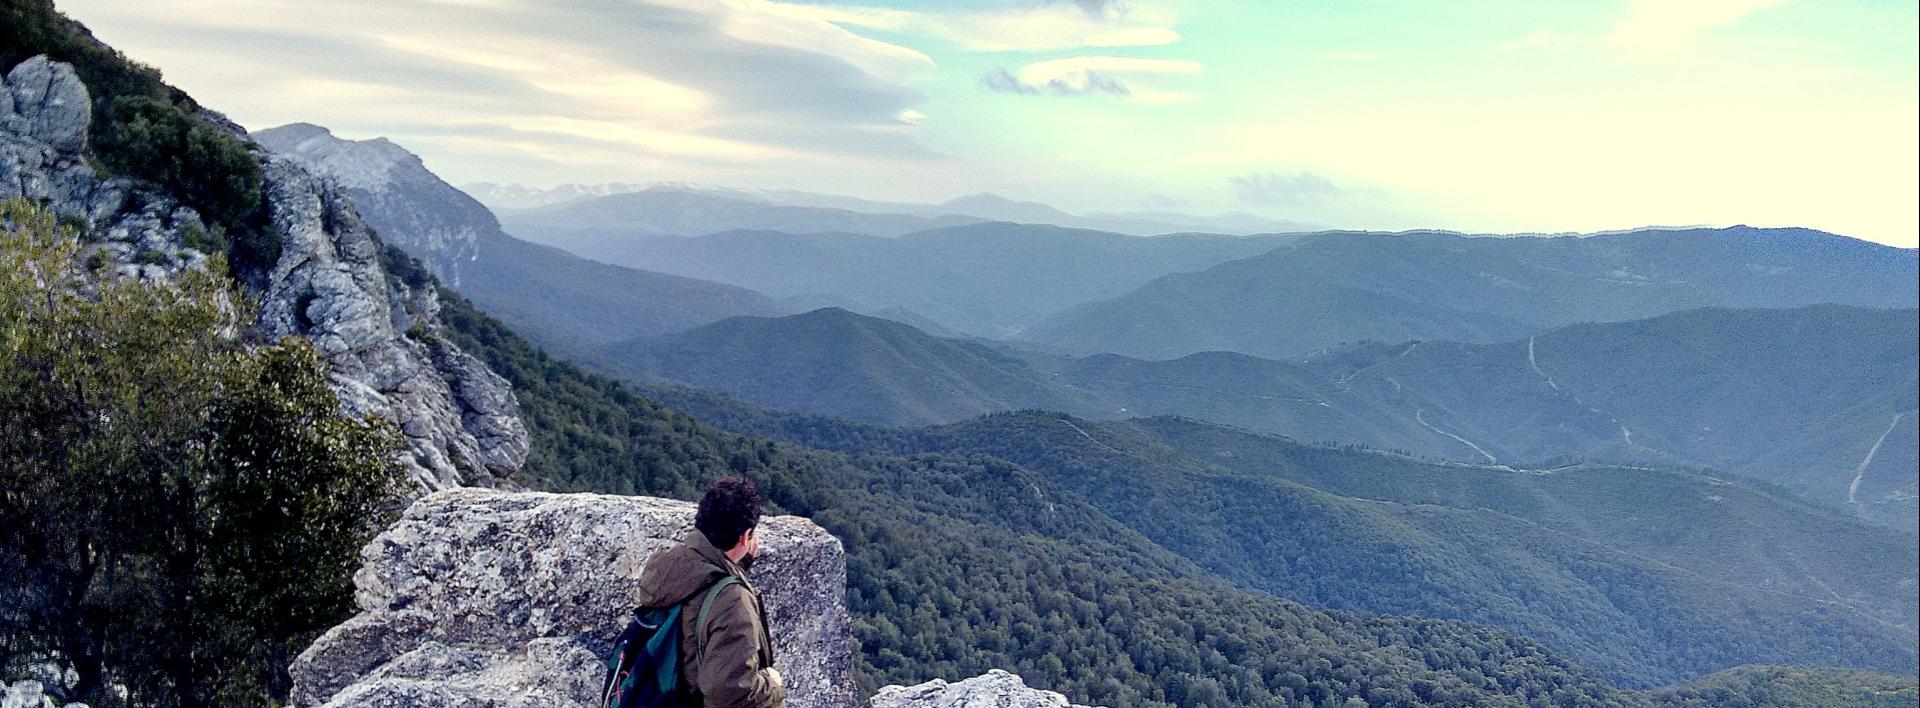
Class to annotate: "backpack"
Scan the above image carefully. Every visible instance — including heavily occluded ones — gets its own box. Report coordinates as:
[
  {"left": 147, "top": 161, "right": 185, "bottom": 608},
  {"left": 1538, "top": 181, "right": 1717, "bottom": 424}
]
[{"left": 601, "top": 575, "right": 744, "bottom": 708}]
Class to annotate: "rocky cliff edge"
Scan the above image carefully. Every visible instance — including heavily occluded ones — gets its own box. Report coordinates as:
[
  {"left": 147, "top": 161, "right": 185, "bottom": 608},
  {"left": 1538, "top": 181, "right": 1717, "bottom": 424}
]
[{"left": 0, "top": 55, "right": 527, "bottom": 490}]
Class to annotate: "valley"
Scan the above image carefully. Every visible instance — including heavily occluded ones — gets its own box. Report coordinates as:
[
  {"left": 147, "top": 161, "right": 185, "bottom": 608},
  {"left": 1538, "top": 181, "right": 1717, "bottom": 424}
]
[{"left": 5, "top": 2, "right": 1917, "bottom": 706}]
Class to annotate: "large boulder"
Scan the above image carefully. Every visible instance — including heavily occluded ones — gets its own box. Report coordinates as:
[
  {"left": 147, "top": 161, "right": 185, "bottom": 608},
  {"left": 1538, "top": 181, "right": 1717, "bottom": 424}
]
[
  {"left": 873, "top": 670, "right": 1101, "bottom": 708},
  {"left": 290, "top": 489, "right": 857, "bottom": 708},
  {"left": 2, "top": 56, "right": 88, "bottom": 153}
]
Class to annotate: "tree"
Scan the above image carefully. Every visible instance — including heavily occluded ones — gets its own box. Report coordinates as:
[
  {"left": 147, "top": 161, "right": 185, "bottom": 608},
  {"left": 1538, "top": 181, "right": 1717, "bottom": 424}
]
[{"left": 0, "top": 199, "right": 402, "bottom": 706}]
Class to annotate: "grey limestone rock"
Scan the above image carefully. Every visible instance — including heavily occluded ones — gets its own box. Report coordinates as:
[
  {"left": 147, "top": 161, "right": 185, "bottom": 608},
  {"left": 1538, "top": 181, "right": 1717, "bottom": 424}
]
[
  {"left": 872, "top": 670, "right": 1101, "bottom": 708},
  {"left": 3, "top": 57, "right": 88, "bottom": 153},
  {"left": 1, "top": 679, "right": 89, "bottom": 708},
  {"left": 251, "top": 155, "right": 527, "bottom": 488},
  {"left": 0, "top": 55, "right": 528, "bottom": 491},
  {"left": 252, "top": 123, "right": 487, "bottom": 288},
  {"left": 290, "top": 489, "right": 857, "bottom": 708}
]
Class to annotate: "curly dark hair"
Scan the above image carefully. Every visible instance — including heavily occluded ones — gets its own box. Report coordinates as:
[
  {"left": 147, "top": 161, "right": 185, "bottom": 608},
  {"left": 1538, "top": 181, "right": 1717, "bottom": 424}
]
[{"left": 695, "top": 476, "right": 763, "bottom": 551}]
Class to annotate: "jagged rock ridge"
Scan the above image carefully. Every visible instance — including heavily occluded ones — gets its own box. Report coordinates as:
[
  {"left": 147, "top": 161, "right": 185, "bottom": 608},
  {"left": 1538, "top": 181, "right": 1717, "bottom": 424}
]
[
  {"left": 251, "top": 122, "right": 786, "bottom": 350},
  {"left": 253, "top": 123, "right": 487, "bottom": 287},
  {"left": 0, "top": 55, "right": 527, "bottom": 490}
]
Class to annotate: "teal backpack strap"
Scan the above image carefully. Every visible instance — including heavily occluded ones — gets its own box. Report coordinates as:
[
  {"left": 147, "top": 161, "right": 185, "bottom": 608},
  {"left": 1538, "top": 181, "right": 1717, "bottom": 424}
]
[{"left": 692, "top": 575, "right": 744, "bottom": 664}]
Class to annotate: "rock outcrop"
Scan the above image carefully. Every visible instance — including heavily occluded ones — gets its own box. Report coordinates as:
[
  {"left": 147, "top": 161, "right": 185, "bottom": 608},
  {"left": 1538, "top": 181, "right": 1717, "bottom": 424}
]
[
  {"left": 253, "top": 124, "right": 488, "bottom": 288},
  {"left": 873, "top": 671, "right": 1101, "bottom": 708},
  {"left": 249, "top": 122, "right": 785, "bottom": 349},
  {"left": 2, "top": 679, "right": 87, "bottom": 708},
  {"left": 1, "top": 57, "right": 88, "bottom": 154},
  {"left": 0, "top": 55, "right": 527, "bottom": 490},
  {"left": 290, "top": 489, "right": 857, "bottom": 708}
]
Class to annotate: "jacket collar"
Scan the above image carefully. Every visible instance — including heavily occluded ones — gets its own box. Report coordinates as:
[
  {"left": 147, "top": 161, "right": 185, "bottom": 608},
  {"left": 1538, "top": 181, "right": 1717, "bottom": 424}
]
[{"left": 686, "top": 530, "right": 752, "bottom": 586}]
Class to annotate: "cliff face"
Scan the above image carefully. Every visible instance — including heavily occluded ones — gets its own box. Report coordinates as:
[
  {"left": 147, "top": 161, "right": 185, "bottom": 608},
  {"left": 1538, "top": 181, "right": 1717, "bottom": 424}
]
[
  {"left": 252, "top": 123, "right": 489, "bottom": 288},
  {"left": 289, "top": 489, "right": 859, "bottom": 707},
  {"left": 249, "top": 122, "right": 787, "bottom": 352},
  {"left": 0, "top": 55, "right": 527, "bottom": 490}
]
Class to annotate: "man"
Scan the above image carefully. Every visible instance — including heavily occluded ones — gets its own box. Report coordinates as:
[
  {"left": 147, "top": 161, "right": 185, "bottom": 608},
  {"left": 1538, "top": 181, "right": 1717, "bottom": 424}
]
[{"left": 636, "top": 476, "right": 786, "bottom": 707}]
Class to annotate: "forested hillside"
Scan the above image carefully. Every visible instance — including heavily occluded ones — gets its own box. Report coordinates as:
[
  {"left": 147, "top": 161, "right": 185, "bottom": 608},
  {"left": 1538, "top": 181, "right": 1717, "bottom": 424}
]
[
  {"left": 639, "top": 386, "right": 1919, "bottom": 689},
  {"left": 605, "top": 307, "right": 1114, "bottom": 425},
  {"left": 432, "top": 275, "right": 1643, "bottom": 705},
  {"left": 621, "top": 303, "right": 1919, "bottom": 531},
  {"left": 1023, "top": 228, "right": 1919, "bottom": 359}
]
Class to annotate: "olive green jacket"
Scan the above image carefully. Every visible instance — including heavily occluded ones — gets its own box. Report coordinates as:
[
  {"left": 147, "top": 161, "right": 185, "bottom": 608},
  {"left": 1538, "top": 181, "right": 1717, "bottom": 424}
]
[{"left": 636, "top": 531, "right": 785, "bottom": 708}]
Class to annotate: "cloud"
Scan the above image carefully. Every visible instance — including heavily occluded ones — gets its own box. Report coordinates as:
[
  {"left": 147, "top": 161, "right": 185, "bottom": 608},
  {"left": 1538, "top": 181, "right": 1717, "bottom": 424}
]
[
  {"left": 1062, "top": 0, "right": 1119, "bottom": 19},
  {"left": 981, "top": 67, "right": 1129, "bottom": 98},
  {"left": 808, "top": 2, "right": 1181, "bottom": 53},
  {"left": 56, "top": 0, "right": 943, "bottom": 187},
  {"left": 982, "top": 56, "right": 1201, "bottom": 102},
  {"left": 1230, "top": 172, "right": 1343, "bottom": 207}
]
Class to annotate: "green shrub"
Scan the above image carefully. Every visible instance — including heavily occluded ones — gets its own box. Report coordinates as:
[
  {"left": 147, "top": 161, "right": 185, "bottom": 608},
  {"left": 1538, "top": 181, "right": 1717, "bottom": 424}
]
[
  {"left": 4, "top": 1, "right": 266, "bottom": 238},
  {"left": 97, "top": 96, "right": 262, "bottom": 228},
  {"left": 0, "top": 199, "right": 403, "bottom": 705}
]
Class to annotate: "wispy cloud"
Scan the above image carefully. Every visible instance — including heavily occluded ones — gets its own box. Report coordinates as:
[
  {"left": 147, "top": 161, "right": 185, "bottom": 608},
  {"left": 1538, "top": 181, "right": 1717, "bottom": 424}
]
[
  {"left": 982, "top": 56, "right": 1201, "bottom": 103},
  {"left": 57, "top": 0, "right": 941, "bottom": 184},
  {"left": 803, "top": 2, "right": 1181, "bottom": 53}
]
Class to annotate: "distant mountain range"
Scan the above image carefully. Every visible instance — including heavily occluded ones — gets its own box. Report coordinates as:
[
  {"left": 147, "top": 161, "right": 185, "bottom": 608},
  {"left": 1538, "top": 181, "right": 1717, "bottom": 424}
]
[
  {"left": 529, "top": 222, "right": 1299, "bottom": 337},
  {"left": 1021, "top": 228, "right": 1920, "bottom": 359},
  {"left": 609, "top": 304, "right": 1919, "bottom": 531},
  {"left": 252, "top": 124, "right": 785, "bottom": 353},
  {"left": 481, "top": 181, "right": 1320, "bottom": 237}
]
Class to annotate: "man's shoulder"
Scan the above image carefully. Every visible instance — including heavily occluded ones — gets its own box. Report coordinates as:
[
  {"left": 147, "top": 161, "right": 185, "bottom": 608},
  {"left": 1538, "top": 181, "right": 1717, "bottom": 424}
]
[{"left": 636, "top": 541, "right": 730, "bottom": 608}]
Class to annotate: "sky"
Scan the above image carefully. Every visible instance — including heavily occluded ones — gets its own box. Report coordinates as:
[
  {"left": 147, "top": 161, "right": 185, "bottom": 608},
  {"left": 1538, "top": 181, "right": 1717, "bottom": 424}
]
[{"left": 57, "top": 0, "right": 1920, "bottom": 246}]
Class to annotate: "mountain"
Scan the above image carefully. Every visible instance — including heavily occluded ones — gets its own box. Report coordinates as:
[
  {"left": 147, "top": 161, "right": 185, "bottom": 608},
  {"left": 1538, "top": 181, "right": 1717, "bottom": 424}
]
[
  {"left": 639, "top": 389, "right": 1920, "bottom": 689},
  {"left": 933, "top": 192, "right": 1081, "bottom": 225},
  {"left": 460, "top": 181, "right": 650, "bottom": 210},
  {"left": 498, "top": 189, "right": 987, "bottom": 244},
  {"left": 512, "top": 221, "right": 1298, "bottom": 337},
  {"left": 434, "top": 290, "right": 1637, "bottom": 706},
  {"left": 252, "top": 124, "right": 784, "bottom": 353},
  {"left": 1022, "top": 228, "right": 1920, "bottom": 359},
  {"left": 594, "top": 301, "right": 1918, "bottom": 530},
  {"left": 475, "top": 182, "right": 1318, "bottom": 236},
  {"left": 605, "top": 308, "right": 1115, "bottom": 425},
  {"left": 1302, "top": 305, "right": 1920, "bottom": 528}
]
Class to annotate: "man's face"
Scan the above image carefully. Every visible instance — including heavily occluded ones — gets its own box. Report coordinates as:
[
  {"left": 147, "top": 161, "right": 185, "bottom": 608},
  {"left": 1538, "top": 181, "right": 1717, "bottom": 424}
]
[{"left": 737, "top": 527, "right": 761, "bottom": 570}]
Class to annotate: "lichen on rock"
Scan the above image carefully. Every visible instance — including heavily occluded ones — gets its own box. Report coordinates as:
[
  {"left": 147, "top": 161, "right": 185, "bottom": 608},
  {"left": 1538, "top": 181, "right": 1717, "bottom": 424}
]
[
  {"left": 873, "top": 670, "right": 1103, "bottom": 708},
  {"left": 289, "top": 489, "right": 858, "bottom": 708}
]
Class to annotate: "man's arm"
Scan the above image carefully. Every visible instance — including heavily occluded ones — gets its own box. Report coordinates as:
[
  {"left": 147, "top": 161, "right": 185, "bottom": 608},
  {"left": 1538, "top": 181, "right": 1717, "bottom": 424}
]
[{"left": 696, "top": 586, "right": 785, "bottom": 708}]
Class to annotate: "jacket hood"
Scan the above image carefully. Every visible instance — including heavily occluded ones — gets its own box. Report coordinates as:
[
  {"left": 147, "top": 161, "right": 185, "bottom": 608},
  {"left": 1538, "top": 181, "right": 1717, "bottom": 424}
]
[{"left": 636, "top": 531, "right": 744, "bottom": 608}]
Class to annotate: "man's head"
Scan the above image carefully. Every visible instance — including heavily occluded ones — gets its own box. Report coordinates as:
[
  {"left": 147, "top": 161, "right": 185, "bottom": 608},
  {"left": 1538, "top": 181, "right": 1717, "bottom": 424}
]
[{"left": 695, "top": 476, "right": 763, "bottom": 554}]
